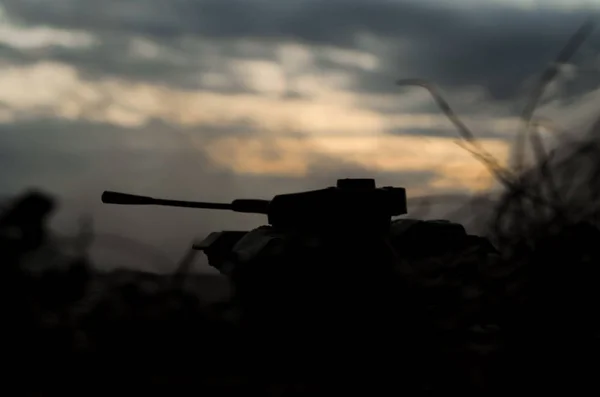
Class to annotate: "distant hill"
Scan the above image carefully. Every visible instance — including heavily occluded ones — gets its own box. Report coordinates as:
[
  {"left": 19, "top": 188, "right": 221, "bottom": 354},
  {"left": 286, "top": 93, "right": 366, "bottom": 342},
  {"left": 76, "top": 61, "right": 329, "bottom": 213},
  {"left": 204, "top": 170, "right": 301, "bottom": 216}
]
[{"left": 93, "top": 268, "right": 232, "bottom": 302}]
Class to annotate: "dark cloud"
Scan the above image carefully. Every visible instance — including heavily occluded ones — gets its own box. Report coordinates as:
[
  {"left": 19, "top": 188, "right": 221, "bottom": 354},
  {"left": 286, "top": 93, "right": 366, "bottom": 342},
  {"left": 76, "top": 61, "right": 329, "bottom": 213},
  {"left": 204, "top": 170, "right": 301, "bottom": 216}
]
[
  {"left": 387, "top": 127, "right": 470, "bottom": 139},
  {"left": 387, "top": 124, "right": 514, "bottom": 140},
  {"left": 0, "top": 114, "right": 437, "bottom": 199},
  {"left": 3, "top": 0, "right": 442, "bottom": 44},
  {"left": 0, "top": 116, "right": 264, "bottom": 210},
  {"left": 0, "top": 43, "right": 31, "bottom": 66},
  {"left": 2, "top": 1, "right": 599, "bottom": 102}
]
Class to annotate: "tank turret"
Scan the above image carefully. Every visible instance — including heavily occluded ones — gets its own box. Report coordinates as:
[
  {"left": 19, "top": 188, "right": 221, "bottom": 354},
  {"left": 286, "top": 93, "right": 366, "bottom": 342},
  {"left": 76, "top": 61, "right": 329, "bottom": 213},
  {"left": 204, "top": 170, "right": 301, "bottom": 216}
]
[
  {"left": 101, "top": 179, "right": 408, "bottom": 274},
  {"left": 102, "top": 178, "right": 407, "bottom": 233}
]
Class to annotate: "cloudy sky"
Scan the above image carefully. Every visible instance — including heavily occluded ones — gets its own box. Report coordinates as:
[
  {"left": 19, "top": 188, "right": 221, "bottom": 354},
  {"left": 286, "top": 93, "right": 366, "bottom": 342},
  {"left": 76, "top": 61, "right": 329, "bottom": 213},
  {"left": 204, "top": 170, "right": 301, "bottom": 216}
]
[{"left": 1, "top": 0, "right": 600, "bottom": 271}]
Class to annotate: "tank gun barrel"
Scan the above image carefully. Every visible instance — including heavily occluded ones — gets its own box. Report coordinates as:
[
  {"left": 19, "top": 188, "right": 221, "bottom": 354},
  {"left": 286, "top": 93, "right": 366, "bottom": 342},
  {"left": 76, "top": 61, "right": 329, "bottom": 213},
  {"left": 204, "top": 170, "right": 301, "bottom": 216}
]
[
  {"left": 101, "top": 191, "right": 269, "bottom": 214},
  {"left": 101, "top": 178, "right": 408, "bottom": 231}
]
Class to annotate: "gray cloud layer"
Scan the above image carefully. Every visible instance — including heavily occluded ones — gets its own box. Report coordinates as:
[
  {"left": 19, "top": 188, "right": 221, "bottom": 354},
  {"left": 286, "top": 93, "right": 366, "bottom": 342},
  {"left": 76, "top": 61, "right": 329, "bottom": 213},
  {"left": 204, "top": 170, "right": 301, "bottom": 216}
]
[{"left": 3, "top": 1, "right": 599, "bottom": 99}]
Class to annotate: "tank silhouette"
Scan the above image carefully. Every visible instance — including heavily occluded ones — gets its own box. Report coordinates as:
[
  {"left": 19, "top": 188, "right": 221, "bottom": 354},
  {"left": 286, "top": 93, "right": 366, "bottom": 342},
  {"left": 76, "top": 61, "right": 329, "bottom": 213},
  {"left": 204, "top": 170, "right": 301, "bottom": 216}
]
[{"left": 101, "top": 179, "right": 493, "bottom": 276}]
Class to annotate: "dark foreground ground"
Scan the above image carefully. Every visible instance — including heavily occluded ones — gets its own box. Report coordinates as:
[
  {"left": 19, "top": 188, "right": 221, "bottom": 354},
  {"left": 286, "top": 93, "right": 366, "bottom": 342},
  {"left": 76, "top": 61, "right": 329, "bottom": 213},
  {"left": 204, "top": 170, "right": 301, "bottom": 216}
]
[
  {"left": 2, "top": 185, "right": 600, "bottom": 396},
  {"left": 4, "top": 118, "right": 600, "bottom": 395}
]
